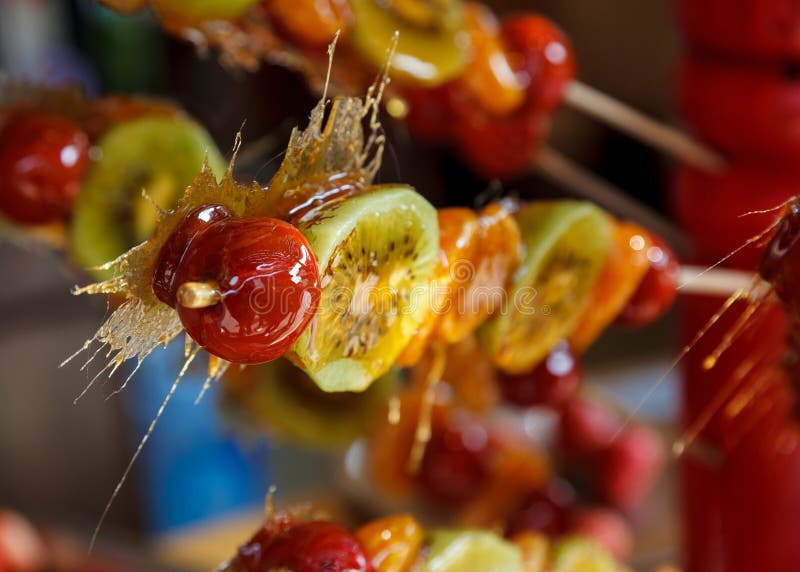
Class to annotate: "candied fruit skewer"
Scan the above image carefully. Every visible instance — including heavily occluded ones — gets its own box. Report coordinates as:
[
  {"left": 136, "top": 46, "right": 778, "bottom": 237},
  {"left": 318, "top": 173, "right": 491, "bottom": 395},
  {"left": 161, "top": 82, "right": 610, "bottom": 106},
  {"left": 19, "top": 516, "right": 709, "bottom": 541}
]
[
  {"left": 96, "top": 0, "right": 723, "bottom": 175},
  {"left": 220, "top": 495, "right": 626, "bottom": 572},
  {"left": 0, "top": 80, "right": 222, "bottom": 265}
]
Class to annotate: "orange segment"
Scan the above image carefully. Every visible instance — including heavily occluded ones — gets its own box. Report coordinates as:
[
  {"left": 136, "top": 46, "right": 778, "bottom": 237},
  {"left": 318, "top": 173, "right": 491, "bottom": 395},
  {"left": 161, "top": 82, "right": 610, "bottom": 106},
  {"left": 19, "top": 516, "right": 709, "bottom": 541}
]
[
  {"left": 569, "top": 221, "right": 652, "bottom": 351},
  {"left": 458, "top": 3, "right": 526, "bottom": 116},
  {"left": 397, "top": 208, "right": 480, "bottom": 366},
  {"left": 438, "top": 200, "right": 522, "bottom": 343},
  {"left": 268, "top": 0, "right": 352, "bottom": 47},
  {"left": 356, "top": 514, "right": 424, "bottom": 572}
]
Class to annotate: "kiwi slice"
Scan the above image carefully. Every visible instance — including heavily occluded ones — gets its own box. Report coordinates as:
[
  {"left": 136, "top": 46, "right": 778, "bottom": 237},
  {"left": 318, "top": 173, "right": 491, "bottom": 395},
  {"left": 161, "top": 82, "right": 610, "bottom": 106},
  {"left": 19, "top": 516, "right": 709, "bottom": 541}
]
[
  {"left": 422, "top": 530, "right": 524, "bottom": 572},
  {"left": 349, "top": 0, "right": 469, "bottom": 86},
  {"left": 223, "top": 358, "right": 400, "bottom": 449},
  {"left": 288, "top": 186, "right": 438, "bottom": 392},
  {"left": 71, "top": 116, "right": 225, "bottom": 279},
  {"left": 551, "top": 537, "right": 619, "bottom": 572},
  {"left": 480, "top": 201, "right": 612, "bottom": 374}
]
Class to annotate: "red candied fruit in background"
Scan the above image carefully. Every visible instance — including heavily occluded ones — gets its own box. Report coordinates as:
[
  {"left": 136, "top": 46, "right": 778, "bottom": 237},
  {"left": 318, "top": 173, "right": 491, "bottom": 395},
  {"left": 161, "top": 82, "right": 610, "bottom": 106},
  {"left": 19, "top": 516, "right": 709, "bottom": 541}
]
[
  {"left": 499, "top": 340, "right": 582, "bottom": 409},
  {"left": 0, "top": 111, "right": 90, "bottom": 224},
  {"left": 505, "top": 480, "right": 575, "bottom": 538},
  {"left": 616, "top": 234, "right": 679, "bottom": 328},
  {"left": 259, "top": 521, "right": 373, "bottom": 572},
  {"left": 418, "top": 412, "right": 491, "bottom": 504}
]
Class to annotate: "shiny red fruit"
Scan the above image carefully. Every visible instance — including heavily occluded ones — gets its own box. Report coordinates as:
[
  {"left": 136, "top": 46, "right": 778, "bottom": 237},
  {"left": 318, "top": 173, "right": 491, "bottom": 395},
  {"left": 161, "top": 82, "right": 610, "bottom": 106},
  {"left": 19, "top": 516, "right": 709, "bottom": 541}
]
[
  {"left": 677, "top": 0, "right": 800, "bottom": 60},
  {"left": 451, "top": 104, "right": 548, "bottom": 180},
  {"left": 153, "top": 204, "right": 234, "bottom": 307},
  {"left": 402, "top": 85, "right": 454, "bottom": 143},
  {"left": 418, "top": 414, "right": 490, "bottom": 504},
  {"left": 596, "top": 424, "right": 665, "bottom": 513},
  {"left": 615, "top": 234, "right": 679, "bottom": 328},
  {"left": 499, "top": 340, "right": 581, "bottom": 408},
  {"left": 501, "top": 14, "right": 577, "bottom": 112},
  {"left": 0, "top": 111, "right": 90, "bottom": 224},
  {"left": 568, "top": 507, "right": 633, "bottom": 561},
  {"left": 678, "top": 55, "right": 800, "bottom": 165},
  {"left": 260, "top": 521, "right": 373, "bottom": 572},
  {"left": 505, "top": 480, "right": 575, "bottom": 537},
  {"left": 175, "top": 216, "right": 321, "bottom": 364},
  {"left": 760, "top": 199, "right": 800, "bottom": 306},
  {"left": 559, "top": 398, "right": 620, "bottom": 462},
  {"left": 228, "top": 512, "right": 296, "bottom": 572}
]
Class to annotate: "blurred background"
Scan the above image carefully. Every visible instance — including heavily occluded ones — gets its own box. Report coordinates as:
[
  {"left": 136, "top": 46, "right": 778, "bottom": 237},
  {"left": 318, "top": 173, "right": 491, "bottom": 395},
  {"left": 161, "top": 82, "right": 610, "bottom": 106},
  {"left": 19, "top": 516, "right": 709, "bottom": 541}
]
[{"left": 0, "top": 0, "right": 681, "bottom": 568}]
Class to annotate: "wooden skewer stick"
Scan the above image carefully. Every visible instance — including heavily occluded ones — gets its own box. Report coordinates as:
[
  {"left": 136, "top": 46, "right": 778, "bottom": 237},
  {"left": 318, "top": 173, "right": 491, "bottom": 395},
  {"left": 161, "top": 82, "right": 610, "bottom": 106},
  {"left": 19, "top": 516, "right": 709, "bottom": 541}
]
[
  {"left": 177, "top": 281, "right": 222, "bottom": 308},
  {"left": 678, "top": 265, "right": 768, "bottom": 298},
  {"left": 564, "top": 81, "right": 726, "bottom": 173},
  {"left": 533, "top": 146, "right": 689, "bottom": 252}
]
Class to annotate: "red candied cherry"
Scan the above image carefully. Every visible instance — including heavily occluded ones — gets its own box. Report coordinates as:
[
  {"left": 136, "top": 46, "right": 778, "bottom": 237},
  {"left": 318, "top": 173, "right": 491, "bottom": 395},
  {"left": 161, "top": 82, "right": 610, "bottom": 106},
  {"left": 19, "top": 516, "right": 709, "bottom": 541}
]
[
  {"left": 568, "top": 506, "right": 633, "bottom": 561},
  {"left": 0, "top": 111, "right": 90, "bottom": 224},
  {"left": 173, "top": 216, "right": 321, "bottom": 364},
  {"left": 227, "top": 512, "right": 297, "bottom": 572},
  {"left": 499, "top": 340, "right": 581, "bottom": 408},
  {"left": 152, "top": 204, "right": 234, "bottom": 307},
  {"left": 596, "top": 424, "right": 665, "bottom": 513},
  {"left": 501, "top": 15, "right": 577, "bottom": 112},
  {"left": 259, "top": 521, "right": 373, "bottom": 572},
  {"left": 559, "top": 398, "right": 621, "bottom": 462},
  {"left": 418, "top": 414, "right": 490, "bottom": 504},
  {"left": 399, "top": 85, "right": 454, "bottom": 144},
  {"left": 616, "top": 234, "right": 679, "bottom": 328},
  {"left": 505, "top": 480, "right": 575, "bottom": 538}
]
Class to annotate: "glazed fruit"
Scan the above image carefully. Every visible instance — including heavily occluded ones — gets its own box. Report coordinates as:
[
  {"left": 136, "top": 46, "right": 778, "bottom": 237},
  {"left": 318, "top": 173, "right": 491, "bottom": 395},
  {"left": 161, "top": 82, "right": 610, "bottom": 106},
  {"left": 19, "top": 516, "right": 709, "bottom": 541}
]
[
  {"left": 596, "top": 424, "right": 665, "bottom": 512},
  {"left": 480, "top": 201, "right": 612, "bottom": 373},
  {"left": 499, "top": 340, "right": 581, "bottom": 408},
  {"left": 550, "top": 537, "right": 619, "bottom": 572},
  {"left": 223, "top": 358, "right": 399, "bottom": 449},
  {"left": 355, "top": 514, "right": 424, "bottom": 572},
  {"left": 152, "top": 203, "right": 234, "bottom": 307},
  {"left": 174, "top": 216, "right": 321, "bottom": 364},
  {"left": 348, "top": 0, "right": 468, "bottom": 86},
  {"left": 259, "top": 521, "right": 374, "bottom": 572},
  {"left": 678, "top": 55, "right": 800, "bottom": 165},
  {"left": 422, "top": 530, "right": 524, "bottom": 572},
  {"left": 673, "top": 164, "right": 799, "bottom": 268},
  {"left": 558, "top": 399, "right": 620, "bottom": 461},
  {"left": 501, "top": 14, "right": 577, "bottom": 112},
  {"left": 267, "top": 0, "right": 351, "bottom": 47},
  {"left": 152, "top": 0, "right": 259, "bottom": 20},
  {"left": 456, "top": 3, "right": 525, "bottom": 116},
  {"left": 616, "top": 234, "right": 679, "bottom": 328},
  {"left": 418, "top": 413, "right": 490, "bottom": 504},
  {"left": 288, "top": 186, "right": 439, "bottom": 392},
  {"left": 677, "top": 0, "right": 800, "bottom": 60},
  {"left": 71, "top": 116, "right": 225, "bottom": 278},
  {"left": 0, "top": 111, "right": 89, "bottom": 224},
  {"left": 569, "top": 222, "right": 653, "bottom": 350},
  {"left": 227, "top": 510, "right": 297, "bottom": 571},
  {"left": 505, "top": 481, "right": 574, "bottom": 538},
  {"left": 568, "top": 507, "right": 633, "bottom": 562}
]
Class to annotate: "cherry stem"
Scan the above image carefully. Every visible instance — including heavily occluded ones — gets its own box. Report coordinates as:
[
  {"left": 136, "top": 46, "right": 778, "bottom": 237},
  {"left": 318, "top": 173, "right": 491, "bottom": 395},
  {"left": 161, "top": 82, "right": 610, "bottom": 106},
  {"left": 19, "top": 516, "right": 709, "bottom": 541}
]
[
  {"left": 176, "top": 281, "right": 222, "bottom": 309},
  {"left": 564, "top": 80, "right": 726, "bottom": 173}
]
